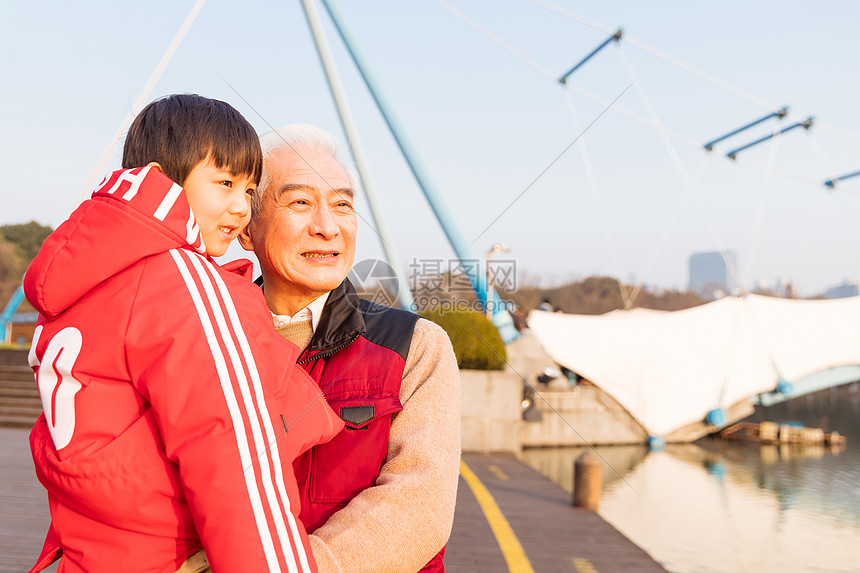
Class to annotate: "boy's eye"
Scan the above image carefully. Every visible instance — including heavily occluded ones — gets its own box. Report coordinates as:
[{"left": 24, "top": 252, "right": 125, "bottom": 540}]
[
  {"left": 245, "top": 187, "right": 255, "bottom": 196},
  {"left": 220, "top": 180, "right": 233, "bottom": 188}
]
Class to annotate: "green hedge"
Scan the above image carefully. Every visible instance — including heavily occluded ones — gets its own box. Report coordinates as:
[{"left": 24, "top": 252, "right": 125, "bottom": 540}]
[{"left": 422, "top": 309, "right": 506, "bottom": 370}]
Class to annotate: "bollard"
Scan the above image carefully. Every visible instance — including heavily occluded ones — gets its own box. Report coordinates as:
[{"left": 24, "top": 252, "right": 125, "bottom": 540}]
[
  {"left": 759, "top": 421, "right": 778, "bottom": 443},
  {"left": 573, "top": 450, "right": 601, "bottom": 511}
]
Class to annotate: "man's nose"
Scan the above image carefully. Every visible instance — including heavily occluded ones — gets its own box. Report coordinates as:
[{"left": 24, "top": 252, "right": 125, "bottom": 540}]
[{"left": 309, "top": 205, "right": 339, "bottom": 238}]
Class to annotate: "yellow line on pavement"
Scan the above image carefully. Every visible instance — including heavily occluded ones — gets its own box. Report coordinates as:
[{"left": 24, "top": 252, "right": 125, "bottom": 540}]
[
  {"left": 460, "top": 461, "right": 534, "bottom": 573},
  {"left": 573, "top": 557, "right": 598, "bottom": 572},
  {"left": 488, "top": 465, "right": 510, "bottom": 481}
]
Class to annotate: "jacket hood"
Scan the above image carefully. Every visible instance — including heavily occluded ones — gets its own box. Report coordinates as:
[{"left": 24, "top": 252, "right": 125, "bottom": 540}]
[{"left": 25, "top": 167, "right": 207, "bottom": 319}]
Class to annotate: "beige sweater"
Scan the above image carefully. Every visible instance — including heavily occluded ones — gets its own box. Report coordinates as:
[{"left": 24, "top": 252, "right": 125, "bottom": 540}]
[{"left": 306, "top": 318, "right": 462, "bottom": 573}]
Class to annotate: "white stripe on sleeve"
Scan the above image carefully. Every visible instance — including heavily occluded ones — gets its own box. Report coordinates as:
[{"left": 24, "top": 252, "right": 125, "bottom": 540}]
[
  {"left": 186, "top": 251, "right": 306, "bottom": 572},
  {"left": 198, "top": 253, "right": 313, "bottom": 572},
  {"left": 168, "top": 249, "right": 285, "bottom": 572}
]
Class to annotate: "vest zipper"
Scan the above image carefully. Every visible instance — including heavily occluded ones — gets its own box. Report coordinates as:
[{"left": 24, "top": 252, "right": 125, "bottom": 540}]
[{"left": 298, "top": 331, "right": 361, "bottom": 365}]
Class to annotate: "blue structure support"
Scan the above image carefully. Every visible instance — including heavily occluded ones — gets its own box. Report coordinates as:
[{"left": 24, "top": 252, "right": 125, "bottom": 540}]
[
  {"left": 824, "top": 169, "right": 860, "bottom": 189},
  {"left": 299, "top": 0, "right": 415, "bottom": 311},
  {"left": 703, "top": 107, "right": 788, "bottom": 151},
  {"left": 705, "top": 407, "right": 727, "bottom": 427},
  {"left": 320, "top": 0, "right": 486, "bottom": 303},
  {"left": 0, "top": 285, "right": 25, "bottom": 343},
  {"left": 558, "top": 28, "right": 623, "bottom": 85},
  {"left": 319, "top": 0, "right": 519, "bottom": 342},
  {"left": 753, "top": 366, "right": 860, "bottom": 407},
  {"left": 726, "top": 117, "right": 814, "bottom": 160}
]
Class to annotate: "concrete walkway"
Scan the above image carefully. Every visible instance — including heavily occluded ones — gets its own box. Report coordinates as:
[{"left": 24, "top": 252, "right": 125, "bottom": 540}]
[
  {"left": 0, "top": 427, "right": 53, "bottom": 572},
  {"left": 445, "top": 453, "right": 667, "bottom": 572}
]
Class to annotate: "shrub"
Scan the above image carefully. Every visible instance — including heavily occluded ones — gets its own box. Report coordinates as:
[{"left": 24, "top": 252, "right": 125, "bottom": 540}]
[{"left": 422, "top": 309, "right": 506, "bottom": 370}]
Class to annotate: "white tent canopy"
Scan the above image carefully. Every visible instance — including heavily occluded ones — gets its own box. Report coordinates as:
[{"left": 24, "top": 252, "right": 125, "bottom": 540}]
[{"left": 527, "top": 294, "right": 860, "bottom": 437}]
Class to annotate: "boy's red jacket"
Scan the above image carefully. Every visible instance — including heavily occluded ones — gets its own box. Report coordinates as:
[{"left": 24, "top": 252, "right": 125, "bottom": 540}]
[{"left": 23, "top": 167, "right": 343, "bottom": 573}]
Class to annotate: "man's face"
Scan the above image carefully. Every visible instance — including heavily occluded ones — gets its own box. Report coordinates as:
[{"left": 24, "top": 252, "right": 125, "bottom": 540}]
[
  {"left": 241, "top": 146, "right": 357, "bottom": 304},
  {"left": 183, "top": 157, "right": 254, "bottom": 257}
]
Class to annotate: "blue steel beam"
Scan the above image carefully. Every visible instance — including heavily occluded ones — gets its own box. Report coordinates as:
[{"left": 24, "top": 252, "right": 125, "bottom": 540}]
[
  {"left": 319, "top": 0, "right": 519, "bottom": 342},
  {"left": 824, "top": 169, "right": 860, "bottom": 189},
  {"left": 753, "top": 366, "right": 860, "bottom": 407},
  {"left": 0, "top": 285, "right": 25, "bottom": 343},
  {"left": 703, "top": 106, "right": 788, "bottom": 151},
  {"left": 558, "top": 28, "right": 623, "bottom": 85},
  {"left": 726, "top": 117, "right": 814, "bottom": 160},
  {"left": 319, "top": 0, "right": 486, "bottom": 302},
  {"left": 299, "top": 0, "right": 415, "bottom": 311}
]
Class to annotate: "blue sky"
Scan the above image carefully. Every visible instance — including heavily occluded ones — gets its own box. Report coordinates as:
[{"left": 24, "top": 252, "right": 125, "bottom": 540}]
[{"left": 3, "top": 0, "right": 860, "bottom": 296}]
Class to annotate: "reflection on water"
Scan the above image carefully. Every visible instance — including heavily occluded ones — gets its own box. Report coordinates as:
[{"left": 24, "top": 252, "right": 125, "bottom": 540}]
[{"left": 520, "top": 384, "right": 860, "bottom": 573}]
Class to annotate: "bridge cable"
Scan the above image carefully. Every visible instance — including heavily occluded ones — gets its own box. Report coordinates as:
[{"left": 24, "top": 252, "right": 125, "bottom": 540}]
[
  {"left": 439, "top": 0, "right": 860, "bottom": 198},
  {"left": 783, "top": 133, "right": 843, "bottom": 287},
  {"left": 432, "top": 0, "right": 700, "bottom": 148},
  {"left": 71, "top": 0, "right": 209, "bottom": 212},
  {"left": 435, "top": 0, "right": 759, "bottom": 297},
  {"left": 525, "top": 0, "right": 860, "bottom": 145},
  {"left": 741, "top": 294, "right": 793, "bottom": 401},
  {"left": 742, "top": 126, "right": 782, "bottom": 290},
  {"left": 562, "top": 90, "right": 632, "bottom": 308},
  {"left": 615, "top": 44, "right": 744, "bottom": 301},
  {"left": 733, "top": 156, "right": 822, "bottom": 188},
  {"left": 714, "top": 297, "right": 744, "bottom": 415},
  {"left": 433, "top": 0, "right": 824, "bottom": 200},
  {"left": 435, "top": 0, "right": 857, "bottom": 301},
  {"left": 3, "top": 0, "right": 210, "bottom": 336},
  {"left": 626, "top": 155, "right": 710, "bottom": 306}
]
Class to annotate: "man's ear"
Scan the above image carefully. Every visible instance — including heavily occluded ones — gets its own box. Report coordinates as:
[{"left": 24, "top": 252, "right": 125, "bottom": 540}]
[
  {"left": 237, "top": 223, "right": 255, "bottom": 252},
  {"left": 146, "top": 161, "right": 163, "bottom": 173}
]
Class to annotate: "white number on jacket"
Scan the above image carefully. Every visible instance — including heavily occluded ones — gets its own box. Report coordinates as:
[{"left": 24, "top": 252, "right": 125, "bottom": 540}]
[{"left": 29, "top": 326, "right": 83, "bottom": 450}]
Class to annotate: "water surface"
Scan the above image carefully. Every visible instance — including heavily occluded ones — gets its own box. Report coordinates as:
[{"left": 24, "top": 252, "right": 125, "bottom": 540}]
[{"left": 520, "top": 384, "right": 860, "bottom": 573}]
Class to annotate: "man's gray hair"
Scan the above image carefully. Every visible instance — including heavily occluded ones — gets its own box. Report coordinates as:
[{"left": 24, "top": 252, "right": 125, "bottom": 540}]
[{"left": 252, "top": 123, "right": 357, "bottom": 219}]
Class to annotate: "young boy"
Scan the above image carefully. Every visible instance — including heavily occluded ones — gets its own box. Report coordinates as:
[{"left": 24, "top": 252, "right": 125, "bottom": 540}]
[{"left": 24, "top": 94, "right": 342, "bottom": 573}]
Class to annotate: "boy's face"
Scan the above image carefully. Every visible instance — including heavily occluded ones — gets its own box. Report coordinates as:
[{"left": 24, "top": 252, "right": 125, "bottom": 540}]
[{"left": 182, "top": 157, "right": 255, "bottom": 257}]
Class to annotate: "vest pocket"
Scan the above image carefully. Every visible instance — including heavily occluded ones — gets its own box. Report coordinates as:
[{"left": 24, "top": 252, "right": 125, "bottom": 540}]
[{"left": 310, "top": 394, "right": 402, "bottom": 504}]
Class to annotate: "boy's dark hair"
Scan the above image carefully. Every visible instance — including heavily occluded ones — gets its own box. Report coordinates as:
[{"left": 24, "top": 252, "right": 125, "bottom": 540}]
[{"left": 122, "top": 94, "right": 262, "bottom": 186}]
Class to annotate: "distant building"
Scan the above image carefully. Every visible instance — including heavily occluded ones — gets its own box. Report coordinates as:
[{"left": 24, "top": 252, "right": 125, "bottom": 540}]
[
  {"left": 3, "top": 312, "right": 38, "bottom": 346},
  {"left": 689, "top": 251, "right": 737, "bottom": 300},
  {"left": 824, "top": 279, "right": 860, "bottom": 299},
  {"left": 775, "top": 277, "right": 798, "bottom": 299}
]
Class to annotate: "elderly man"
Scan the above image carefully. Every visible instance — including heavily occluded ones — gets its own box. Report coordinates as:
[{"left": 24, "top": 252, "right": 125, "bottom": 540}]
[{"left": 239, "top": 124, "right": 461, "bottom": 573}]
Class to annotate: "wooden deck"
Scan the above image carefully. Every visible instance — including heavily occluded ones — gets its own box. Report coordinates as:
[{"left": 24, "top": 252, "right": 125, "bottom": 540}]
[{"left": 1, "top": 428, "right": 665, "bottom": 572}]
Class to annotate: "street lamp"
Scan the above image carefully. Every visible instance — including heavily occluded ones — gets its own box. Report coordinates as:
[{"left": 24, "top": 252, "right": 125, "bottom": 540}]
[{"left": 486, "top": 243, "right": 509, "bottom": 318}]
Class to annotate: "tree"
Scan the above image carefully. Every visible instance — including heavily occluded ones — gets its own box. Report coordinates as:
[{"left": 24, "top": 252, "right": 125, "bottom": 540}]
[
  {"left": 503, "top": 275, "right": 705, "bottom": 315},
  {"left": 0, "top": 238, "right": 25, "bottom": 307},
  {"left": 0, "top": 221, "right": 53, "bottom": 262}
]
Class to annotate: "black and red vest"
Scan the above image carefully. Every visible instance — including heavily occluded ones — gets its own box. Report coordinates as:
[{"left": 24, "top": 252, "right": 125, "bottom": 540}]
[{"left": 285, "top": 279, "right": 445, "bottom": 571}]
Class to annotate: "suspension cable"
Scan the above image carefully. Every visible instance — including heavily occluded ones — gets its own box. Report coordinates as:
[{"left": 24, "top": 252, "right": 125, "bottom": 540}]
[
  {"left": 72, "top": 0, "right": 209, "bottom": 211},
  {"left": 563, "top": 90, "right": 632, "bottom": 307}
]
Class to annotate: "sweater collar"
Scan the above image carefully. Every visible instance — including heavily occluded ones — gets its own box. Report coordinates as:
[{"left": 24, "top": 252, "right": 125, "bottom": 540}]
[{"left": 254, "top": 277, "right": 366, "bottom": 352}]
